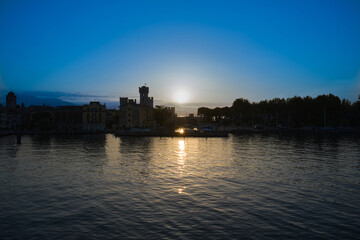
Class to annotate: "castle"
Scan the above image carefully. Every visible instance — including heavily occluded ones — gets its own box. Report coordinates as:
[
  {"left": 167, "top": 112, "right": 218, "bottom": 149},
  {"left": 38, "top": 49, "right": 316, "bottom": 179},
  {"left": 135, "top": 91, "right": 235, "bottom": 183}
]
[{"left": 119, "top": 85, "right": 155, "bottom": 129}]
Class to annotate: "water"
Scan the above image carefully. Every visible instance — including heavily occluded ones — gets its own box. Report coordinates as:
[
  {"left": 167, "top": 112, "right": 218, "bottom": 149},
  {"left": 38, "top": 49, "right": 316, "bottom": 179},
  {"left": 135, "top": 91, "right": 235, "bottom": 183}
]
[{"left": 1, "top": 133, "right": 359, "bottom": 239}]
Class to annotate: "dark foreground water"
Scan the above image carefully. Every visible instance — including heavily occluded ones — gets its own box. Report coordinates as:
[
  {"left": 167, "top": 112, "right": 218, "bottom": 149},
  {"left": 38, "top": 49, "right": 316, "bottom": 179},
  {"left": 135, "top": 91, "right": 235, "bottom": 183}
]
[{"left": 0, "top": 133, "right": 360, "bottom": 239}]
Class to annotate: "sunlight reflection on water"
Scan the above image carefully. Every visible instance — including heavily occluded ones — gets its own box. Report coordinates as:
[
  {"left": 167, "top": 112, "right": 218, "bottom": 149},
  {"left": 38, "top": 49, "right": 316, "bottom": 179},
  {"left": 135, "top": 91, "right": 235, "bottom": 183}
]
[{"left": 0, "top": 133, "right": 360, "bottom": 239}]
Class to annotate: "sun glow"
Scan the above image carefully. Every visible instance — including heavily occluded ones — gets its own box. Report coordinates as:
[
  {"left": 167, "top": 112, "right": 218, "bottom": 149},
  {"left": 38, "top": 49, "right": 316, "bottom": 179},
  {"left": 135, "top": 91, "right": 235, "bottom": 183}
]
[
  {"left": 175, "top": 128, "right": 185, "bottom": 134},
  {"left": 173, "top": 90, "right": 189, "bottom": 104}
]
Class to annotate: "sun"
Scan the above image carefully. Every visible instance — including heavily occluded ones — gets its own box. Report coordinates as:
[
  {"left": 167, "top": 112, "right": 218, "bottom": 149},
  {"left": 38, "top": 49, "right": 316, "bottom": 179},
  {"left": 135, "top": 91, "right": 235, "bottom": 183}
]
[{"left": 173, "top": 90, "right": 189, "bottom": 104}]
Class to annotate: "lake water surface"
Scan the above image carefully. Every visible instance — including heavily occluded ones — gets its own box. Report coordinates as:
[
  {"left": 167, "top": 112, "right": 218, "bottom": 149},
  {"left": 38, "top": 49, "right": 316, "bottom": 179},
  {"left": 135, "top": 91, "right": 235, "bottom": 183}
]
[{"left": 1, "top": 134, "right": 359, "bottom": 239}]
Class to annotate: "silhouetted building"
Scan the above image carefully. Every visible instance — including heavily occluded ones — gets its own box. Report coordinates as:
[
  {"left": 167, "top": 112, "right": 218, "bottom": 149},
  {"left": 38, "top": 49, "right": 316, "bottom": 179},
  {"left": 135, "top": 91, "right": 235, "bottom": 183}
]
[
  {"left": 106, "top": 109, "right": 119, "bottom": 130},
  {"left": 154, "top": 106, "right": 176, "bottom": 130},
  {"left": 176, "top": 113, "right": 197, "bottom": 127},
  {"left": 83, "top": 101, "right": 106, "bottom": 132},
  {"left": 139, "top": 85, "right": 154, "bottom": 108},
  {"left": 21, "top": 105, "right": 54, "bottom": 131},
  {"left": 54, "top": 106, "right": 83, "bottom": 132},
  {"left": 1, "top": 92, "right": 21, "bottom": 130},
  {"left": 6, "top": 91, "right": 17, "bottom": 111},
  {"left": 119, "top": 86, "right": 155, "bottom": 129},
  {"left": 0, "top": 104, "right": 7, "bottom": 130}
]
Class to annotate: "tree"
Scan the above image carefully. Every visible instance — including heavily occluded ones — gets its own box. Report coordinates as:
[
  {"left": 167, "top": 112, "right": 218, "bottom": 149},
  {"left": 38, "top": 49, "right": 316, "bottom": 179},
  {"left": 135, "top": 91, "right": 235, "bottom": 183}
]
[{"left": 232, "top": 98, "right": 251, "bottom": 125}]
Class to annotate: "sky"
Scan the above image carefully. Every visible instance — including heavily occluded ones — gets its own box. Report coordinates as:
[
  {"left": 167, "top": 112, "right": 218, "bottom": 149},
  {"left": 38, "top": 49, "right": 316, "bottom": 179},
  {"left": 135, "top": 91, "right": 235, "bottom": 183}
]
[{"left": 1, "top": 0, "right": 360, "bottom": 111}]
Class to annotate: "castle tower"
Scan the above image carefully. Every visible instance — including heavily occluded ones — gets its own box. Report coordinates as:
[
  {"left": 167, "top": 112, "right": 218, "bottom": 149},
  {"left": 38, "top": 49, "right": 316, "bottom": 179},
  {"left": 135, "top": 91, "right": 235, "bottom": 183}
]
[
  {"left": 6, "top": 91, "right": 16, "bottom": 110},
  {"left": 139, "top": 85, "right": 153, "bottom": 108}
]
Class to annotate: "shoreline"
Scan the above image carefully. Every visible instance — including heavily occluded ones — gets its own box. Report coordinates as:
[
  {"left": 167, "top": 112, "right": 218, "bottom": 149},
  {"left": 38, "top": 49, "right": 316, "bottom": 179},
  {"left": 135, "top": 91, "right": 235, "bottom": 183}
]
[{"left": 1, "top": 127, "right": 360, "bottom": 138}]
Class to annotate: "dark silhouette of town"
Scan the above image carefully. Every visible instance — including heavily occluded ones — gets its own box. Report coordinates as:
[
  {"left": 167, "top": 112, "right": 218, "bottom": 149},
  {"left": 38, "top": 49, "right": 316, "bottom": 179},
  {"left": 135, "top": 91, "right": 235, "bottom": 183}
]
[{"left": 1, "top": 85, "right": 360, "bottom": 137}]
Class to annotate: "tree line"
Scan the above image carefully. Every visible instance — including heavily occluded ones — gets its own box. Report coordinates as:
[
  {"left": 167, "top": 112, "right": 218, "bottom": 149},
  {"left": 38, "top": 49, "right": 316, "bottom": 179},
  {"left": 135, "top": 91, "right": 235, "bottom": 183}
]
[{"left": 197, "top": 94, "right": 360, "bottom": 128}]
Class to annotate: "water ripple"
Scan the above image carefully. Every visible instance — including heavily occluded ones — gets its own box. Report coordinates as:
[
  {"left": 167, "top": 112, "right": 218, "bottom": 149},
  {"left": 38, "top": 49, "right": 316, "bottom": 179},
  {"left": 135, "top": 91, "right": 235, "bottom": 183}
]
[{"left": 0, "top": 133, "right": 360, "bottom": 239}]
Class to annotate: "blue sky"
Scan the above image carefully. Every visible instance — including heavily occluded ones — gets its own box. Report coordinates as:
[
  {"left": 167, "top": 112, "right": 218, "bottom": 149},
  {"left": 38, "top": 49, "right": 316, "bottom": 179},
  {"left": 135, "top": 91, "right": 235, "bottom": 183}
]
[{"left": 1, "top": 0, "right": 360, "bottom": 107}]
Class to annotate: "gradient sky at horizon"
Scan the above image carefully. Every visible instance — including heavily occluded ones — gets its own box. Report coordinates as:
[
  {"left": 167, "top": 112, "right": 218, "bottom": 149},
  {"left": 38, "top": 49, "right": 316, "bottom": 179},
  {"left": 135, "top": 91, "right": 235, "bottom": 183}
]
[{"left": 1, "top": 0, "right": 360, "bottom": 106}]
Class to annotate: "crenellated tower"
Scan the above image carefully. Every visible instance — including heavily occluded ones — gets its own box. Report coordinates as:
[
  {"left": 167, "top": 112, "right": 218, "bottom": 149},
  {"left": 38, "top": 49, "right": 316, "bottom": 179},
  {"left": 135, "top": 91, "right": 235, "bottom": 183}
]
[{"left": 139, "top": 85, "right": 153, "bottom": 108}]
